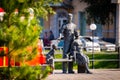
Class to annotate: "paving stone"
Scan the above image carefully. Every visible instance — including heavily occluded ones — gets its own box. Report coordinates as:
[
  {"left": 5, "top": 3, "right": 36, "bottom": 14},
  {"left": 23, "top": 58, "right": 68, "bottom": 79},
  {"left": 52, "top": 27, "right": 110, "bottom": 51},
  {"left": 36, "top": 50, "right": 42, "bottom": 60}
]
[{"left": 46, "top": 69, "right": 120, "bottom": 80}]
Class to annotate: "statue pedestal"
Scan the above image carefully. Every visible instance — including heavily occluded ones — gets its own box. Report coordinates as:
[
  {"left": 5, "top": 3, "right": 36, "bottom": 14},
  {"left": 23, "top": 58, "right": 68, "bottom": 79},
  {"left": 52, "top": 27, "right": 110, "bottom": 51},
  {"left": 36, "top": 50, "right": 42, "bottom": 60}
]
[{"left": 77, "top": 65, "right": 86, "bottom": 73}]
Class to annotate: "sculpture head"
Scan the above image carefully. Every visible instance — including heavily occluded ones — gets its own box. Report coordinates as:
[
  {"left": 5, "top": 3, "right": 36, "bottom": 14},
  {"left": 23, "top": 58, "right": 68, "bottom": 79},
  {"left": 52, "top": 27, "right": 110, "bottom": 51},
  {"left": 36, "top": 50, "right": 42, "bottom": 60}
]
[
  {"left": 52, "top": 44, "right": 57, "bottom": 50},
  {"left": 75, "top": 31, "right": 80, "bottom": 39},
  {"left": 68, "top": 13, "right": 73, "bottom": 23}
]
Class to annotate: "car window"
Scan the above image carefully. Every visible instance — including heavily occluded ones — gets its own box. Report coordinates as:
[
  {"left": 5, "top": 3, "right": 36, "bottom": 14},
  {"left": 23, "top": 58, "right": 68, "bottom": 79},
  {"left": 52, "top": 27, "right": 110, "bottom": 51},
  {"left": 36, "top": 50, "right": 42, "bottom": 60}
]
[
  {"left": 93, "top": 39, "right": 99, "bottom": 42},
  {"left": 84, "top": 37, "right": 92, "bottom": 42},
  {"left": 92, "top": 38, "right": 104, "bottom": 43}
]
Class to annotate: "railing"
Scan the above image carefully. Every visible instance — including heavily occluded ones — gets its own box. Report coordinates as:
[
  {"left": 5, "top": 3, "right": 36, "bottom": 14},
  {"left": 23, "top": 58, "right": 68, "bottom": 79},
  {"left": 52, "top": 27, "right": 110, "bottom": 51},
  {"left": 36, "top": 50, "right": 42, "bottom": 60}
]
[
  {"left": 43, "top": 46, "right": 63, "bottom": 54},
  {"left": 89, "top": 59, "right": 119, "bottom": 61},
  {"left": 43, "top": 46, "right": 120, "bottom": 69}
]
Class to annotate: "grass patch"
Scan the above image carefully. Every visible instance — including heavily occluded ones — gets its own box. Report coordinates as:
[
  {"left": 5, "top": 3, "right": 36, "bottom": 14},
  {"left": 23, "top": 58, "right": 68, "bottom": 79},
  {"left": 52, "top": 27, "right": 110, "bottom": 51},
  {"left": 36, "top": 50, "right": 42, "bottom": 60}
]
[
  {"left": 44, "top": 49, "right": 119, "bottom": 69},
  {"left": 53, "top": 51, "right": 118, "bottom": 69}
]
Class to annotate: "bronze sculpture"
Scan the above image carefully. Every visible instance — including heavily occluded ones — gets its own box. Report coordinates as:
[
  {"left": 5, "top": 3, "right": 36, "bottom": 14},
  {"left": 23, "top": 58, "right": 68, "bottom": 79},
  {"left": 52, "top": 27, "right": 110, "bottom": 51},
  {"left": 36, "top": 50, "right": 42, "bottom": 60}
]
[
  {"left": 71, "top": 31, "right": 92, "bottom": 74},
  {"left": 60, "top": 13, "right": 77, "bottom": 73}
]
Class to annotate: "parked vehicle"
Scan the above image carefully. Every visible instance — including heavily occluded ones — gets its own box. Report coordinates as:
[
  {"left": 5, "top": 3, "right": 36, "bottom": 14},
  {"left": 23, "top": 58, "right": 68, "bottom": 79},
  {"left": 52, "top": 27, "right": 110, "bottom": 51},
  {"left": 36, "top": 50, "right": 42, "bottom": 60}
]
[
  {"left": 50, "top": 40, "right": 60, "bottom": 48},
  {"left": 91, "top": 37, "right": 116, "bottom": 51},
  {"left": 80, "top": 36, "right": 101, "bottom": 52},
  {"left": 50, "top": 36, "right": 101, "bottom": 52}
]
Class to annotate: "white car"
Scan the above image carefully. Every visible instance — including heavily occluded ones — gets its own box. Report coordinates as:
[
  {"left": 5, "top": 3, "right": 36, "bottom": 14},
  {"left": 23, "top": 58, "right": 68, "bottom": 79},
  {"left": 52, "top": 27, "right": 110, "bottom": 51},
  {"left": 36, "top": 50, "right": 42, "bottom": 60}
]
[
  {"left": 51, "top": 39, "right": 63, "bottom": 48},
  {"left": 91, "top": 37, "right": 116, "bottom": 51},
  {"left": 80, "top": 36, "right": 101, "bottom": 52},
  {"left": 51, "top": 40, "right": 59, "bottom": 47}
]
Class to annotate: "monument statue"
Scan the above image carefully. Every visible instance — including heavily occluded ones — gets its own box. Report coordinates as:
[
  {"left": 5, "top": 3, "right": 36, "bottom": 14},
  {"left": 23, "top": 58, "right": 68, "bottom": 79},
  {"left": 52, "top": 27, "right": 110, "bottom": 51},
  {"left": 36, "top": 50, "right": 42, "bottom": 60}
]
[
  {"left": 71, "top": 31, "right": 92, "bottom": 74},
  {"left": 46, "top": 45, "right": 57, "bottom": 73},
  {"left": 60, "top": 13, "right": 77, "bottom": 73}
]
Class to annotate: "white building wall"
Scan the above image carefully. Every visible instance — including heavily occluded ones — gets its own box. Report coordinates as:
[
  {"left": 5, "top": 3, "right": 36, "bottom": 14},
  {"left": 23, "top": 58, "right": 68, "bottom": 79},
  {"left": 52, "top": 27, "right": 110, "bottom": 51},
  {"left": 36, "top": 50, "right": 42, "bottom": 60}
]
[{"left": 72, "top": 0, "right": 87, "bottom": 27}]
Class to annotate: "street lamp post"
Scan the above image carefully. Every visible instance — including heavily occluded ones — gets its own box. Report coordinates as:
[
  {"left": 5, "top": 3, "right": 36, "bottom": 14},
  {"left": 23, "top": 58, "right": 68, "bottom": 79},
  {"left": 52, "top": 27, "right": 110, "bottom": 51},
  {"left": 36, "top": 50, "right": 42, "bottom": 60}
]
[{"left": 90, "top": 24, "right": 97, "bottom": 69}]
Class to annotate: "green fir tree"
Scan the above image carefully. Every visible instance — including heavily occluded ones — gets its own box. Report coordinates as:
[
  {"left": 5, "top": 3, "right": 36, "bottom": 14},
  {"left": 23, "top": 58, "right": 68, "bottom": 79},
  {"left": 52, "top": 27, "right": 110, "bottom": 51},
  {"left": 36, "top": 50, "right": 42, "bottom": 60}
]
[{"left": 0, "top": 0, "right": 61, "bottom": 80}]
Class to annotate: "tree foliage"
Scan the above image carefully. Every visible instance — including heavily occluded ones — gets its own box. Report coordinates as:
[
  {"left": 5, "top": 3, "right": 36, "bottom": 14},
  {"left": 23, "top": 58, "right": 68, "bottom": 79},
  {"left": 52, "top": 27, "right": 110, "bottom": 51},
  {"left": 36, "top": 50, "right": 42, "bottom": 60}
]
[
  {"left": 0, "top": 0, "right": 61, "bottom": 62},
  {"left": 79, "top": 0, "right": 116, "bottom": 24},
  {"left": 1, "top": 65, "right": 51, "bottom": 80},
  {"left": 0, "top": 0, "right": 61, "bottom": 79}
]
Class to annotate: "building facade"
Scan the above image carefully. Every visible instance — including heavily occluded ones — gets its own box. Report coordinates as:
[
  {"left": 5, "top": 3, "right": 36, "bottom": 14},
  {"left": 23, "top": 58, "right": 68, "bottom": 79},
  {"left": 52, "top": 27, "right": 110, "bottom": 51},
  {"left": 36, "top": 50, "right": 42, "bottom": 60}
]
[{"left": 41, "top": 0, "right": 116, "bottom": 43}]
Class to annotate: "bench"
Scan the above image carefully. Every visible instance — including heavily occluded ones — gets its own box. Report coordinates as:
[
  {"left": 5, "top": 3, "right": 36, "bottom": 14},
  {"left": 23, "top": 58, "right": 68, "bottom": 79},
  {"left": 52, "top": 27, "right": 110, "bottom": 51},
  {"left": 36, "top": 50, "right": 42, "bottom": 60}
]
[{"left": 52, "top": 59, "right": 73, "bottom": 74}]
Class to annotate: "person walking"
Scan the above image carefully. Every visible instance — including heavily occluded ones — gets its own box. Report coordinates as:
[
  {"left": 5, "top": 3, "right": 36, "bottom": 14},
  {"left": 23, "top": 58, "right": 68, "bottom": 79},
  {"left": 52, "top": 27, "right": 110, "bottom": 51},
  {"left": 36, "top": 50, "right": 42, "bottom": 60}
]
[
  {"left": 48, "top": 30, "right": 54, "bottom": 41},
  {"left": 43, "top": 32, "right": 50, "bottom": 46}
]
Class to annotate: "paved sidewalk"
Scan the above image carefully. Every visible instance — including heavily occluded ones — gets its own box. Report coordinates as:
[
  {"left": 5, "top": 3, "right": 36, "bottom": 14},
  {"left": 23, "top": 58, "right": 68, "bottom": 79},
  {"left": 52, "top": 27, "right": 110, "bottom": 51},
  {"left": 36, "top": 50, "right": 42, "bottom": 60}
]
[{"left": 46, "top": 69, "right": 120, "bottom": 80}]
